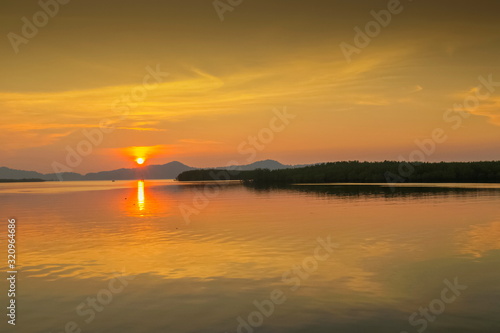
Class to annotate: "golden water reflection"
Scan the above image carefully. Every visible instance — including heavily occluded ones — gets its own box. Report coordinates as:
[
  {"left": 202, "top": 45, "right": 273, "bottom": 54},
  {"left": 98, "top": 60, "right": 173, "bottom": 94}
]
[
  {"left": 3, "top": 181, "right": 500, "bottom": 332},
  {"left": 138, "top": 180, "right": 145, "bottom": 211},
  {"left": 11, "top": 182, "right": 500, "bottom": 284},
  {"left": 123, "top": 180, "right": 173, "bottom": 217}
]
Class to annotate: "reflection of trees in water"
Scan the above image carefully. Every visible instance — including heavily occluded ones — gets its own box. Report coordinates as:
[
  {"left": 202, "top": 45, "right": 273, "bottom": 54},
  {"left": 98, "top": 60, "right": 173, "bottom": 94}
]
[{"left": 245, "top": 183, "right": 500, "bottom": 199}]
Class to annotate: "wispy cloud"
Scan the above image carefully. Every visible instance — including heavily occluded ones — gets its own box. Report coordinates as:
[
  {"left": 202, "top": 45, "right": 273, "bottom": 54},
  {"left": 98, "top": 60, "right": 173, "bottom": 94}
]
[{"left": 178, "top": 139, "right": 223, "bottom": 145}]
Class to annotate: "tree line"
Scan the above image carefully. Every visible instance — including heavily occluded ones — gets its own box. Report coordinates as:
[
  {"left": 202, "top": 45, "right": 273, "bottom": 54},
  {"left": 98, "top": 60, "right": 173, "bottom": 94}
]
[{"left": 176, "top": 161, "right": 500, "bottom": 184}]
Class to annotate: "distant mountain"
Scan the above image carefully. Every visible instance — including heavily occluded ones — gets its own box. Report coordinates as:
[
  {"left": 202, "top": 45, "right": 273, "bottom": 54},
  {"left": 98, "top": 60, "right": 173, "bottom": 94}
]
[
  {"left": 83, "top": 161, "right": 194, "bottom": 180},
  {"left": 0, "top": 166, "right": 46, "bottom": 180},
  {"left": 223, "top": 159, "right": 291, "bottom": 171},
  {"left": 0, "top": 160, "right": 303, "bottom": 181}
]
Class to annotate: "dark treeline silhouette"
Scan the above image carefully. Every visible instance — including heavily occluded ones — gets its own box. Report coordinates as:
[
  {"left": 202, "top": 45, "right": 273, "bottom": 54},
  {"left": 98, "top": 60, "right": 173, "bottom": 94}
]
[
  {"left": 0, "top": 178, "right": 46, "bottom": 183},
  {"left": 176, "top": 161, "right": 500, "bottom": 184}
]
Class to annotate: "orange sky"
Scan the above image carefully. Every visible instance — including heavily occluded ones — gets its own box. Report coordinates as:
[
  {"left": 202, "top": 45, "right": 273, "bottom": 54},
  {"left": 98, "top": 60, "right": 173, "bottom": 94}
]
[{"left": 1, "top": 0, "right": 499, "bottom": 173}]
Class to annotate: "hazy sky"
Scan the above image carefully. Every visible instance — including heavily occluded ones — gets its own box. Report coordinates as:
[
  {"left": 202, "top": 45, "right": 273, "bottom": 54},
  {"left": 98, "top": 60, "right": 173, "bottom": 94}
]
[{"left": 1, "top": 0, "right": 500, "bottom": 173}]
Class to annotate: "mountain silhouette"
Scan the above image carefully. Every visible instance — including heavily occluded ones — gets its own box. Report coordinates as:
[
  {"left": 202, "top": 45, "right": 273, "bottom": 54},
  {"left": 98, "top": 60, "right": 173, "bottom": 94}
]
[
  {"left": 0, "top": 166, "right": 46, "bottom": 179},
  {"left": 0, "top": 160, "right": 300, "bottom": 181},
  {"left": 222, "top": 159, "right": 290, "bottom": 171},
  {"left": 83, "top": 161, "right": 194, "bottom": 180}
]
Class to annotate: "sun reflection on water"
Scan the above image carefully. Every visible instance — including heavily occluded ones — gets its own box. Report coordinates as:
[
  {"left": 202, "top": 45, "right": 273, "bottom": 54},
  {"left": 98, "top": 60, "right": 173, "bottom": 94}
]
[{"left": 138, "top": 180, "right": 145, "bottom": 211}]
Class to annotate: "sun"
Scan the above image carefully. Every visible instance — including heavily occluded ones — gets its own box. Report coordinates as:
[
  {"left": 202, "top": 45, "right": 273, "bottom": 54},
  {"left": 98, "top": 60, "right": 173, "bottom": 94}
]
[{"left": 136, "top": 157, "right": 145, "bottom": 165}]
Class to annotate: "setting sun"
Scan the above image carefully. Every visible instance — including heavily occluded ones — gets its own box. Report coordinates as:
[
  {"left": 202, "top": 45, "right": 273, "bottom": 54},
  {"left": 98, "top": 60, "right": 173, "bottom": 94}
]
[{"left": 136, "top": 157, "right": 145, "bottom": 165}]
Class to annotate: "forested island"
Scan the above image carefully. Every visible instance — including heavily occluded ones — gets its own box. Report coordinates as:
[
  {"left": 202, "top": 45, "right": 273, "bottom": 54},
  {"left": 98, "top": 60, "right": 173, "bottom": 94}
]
[{"left": 176, "top": 161, "right": 500, "bottom": 184}]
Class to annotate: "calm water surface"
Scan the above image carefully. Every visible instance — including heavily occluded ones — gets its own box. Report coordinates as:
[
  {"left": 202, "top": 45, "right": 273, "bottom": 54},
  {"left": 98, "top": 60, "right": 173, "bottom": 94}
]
[{"left": 1, "top": 180, "right": 500, "bottom": 333}]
